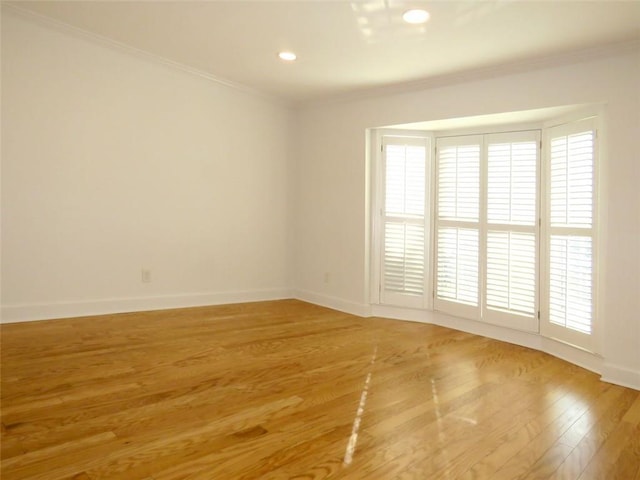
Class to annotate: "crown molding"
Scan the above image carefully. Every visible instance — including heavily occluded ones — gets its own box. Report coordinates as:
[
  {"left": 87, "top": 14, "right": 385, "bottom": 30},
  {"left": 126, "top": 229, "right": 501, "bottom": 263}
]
[
  {"left": 2, "top": 3, "right": 294, "bottom": 108},
  {"left": 298, "top": 39, "right": 640, "bottom": 109},
  {"left": 4, "top": 2, "right": 637, "bottom": 111}
]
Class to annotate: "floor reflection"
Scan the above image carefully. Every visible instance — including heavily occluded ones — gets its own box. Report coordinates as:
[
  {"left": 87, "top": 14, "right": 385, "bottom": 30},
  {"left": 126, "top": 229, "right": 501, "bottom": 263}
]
[{"left": 343, "top": 345, "right": 378, "bottom": 465}]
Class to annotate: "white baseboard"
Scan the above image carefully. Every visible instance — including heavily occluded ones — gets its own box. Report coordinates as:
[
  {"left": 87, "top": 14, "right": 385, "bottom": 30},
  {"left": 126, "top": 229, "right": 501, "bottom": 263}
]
[
  {"left": 372, "top": 304, "right": 544, "bottom": 351},
  {"left": 3, "top": 290, "right": 637, "bottom": 392},
  {"left": 367, "top": 302, "right": 632, "bottom": 390},
  {"left": 601, "top": 362, "right": 640, "bottom": 391},
  {"left": 1, "top": 288, "right": 293, "bottom": 323},
  {"left": 292, "top": 289, "right": 371, "bottom": 318},
  {"left": 541, "top": 337, "right": 603, "bottom": 376},
  {"left": 370, "top": 304, "right": 430, "bottom": 322}
]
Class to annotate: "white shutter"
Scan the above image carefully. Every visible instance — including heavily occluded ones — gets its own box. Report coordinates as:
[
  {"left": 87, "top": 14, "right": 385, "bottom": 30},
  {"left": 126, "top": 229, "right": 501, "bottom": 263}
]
[
  {"left": 435, "top": 136, "right": 482, "bottom": 319},
  {"left": 384, "top": 222, "right": 425, "bottom": 295},
  {"left": 550, "top": 131, "right": 594, "bottom": 228},
  {"left": 543, "top": 119, "right": 596, "bottom": 349},
  {"left": 385, "top": 144, "right": 426, "bottom": 217},
  {"left": 549, "top": 235, "right": 592, "bottom": 333},
  {"left": 486, "top": 231, "right": 536, "bottom": 315},
  {"left": 435, "top": 132, "right": 539, "bottom": 330},
  {"left": 379, "top": 136, "right": 430, "bottom": 308},
  {"left": 483, "top": 132, "right": 539, "bottom": 332},
  {"left": 436, "top": 227, "right": 479, "bottom": 305},
  {"left": 437, "top": 143, "right": 480, "bottom": 221},
  {"left": 487, "top": 140, "right": 537, "bottom": 225}
]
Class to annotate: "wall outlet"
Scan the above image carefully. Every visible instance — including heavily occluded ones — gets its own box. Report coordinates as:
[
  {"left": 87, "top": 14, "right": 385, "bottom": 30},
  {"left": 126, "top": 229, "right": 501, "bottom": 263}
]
[
  {"left": 141, "top": 269, "right": 151, "bottom": 283},
  {"left": 323, "top": 272, "right": 330, "bottom": 284}
]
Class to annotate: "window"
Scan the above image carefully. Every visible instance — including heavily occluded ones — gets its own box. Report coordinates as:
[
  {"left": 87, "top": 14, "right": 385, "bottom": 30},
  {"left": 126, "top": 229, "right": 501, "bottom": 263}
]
[
  {"left": 434, "top": 136, "right": 481, "bottom": 319},
  {"left": 376, "top": 135, "right": 430, "bottom": 309},
  {"left": 541, "top": 118, "right": 597, "bottom": 349},
  {"left": 371, "top": 115, "right": 598, "bottom": 352},
  {"left": 434, "top": 131, "right": 540, "bottom": 332}
]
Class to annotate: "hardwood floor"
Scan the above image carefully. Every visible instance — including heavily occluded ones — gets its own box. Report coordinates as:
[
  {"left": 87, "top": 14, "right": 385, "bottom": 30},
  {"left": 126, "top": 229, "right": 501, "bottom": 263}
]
[{"left": 1, "top": 299, "right": 639, "bottom": 480}]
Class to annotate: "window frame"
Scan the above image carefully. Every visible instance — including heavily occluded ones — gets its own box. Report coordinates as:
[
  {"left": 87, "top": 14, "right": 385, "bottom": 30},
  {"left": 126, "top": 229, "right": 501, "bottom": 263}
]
[
  {"left": 370, "top": 129, "right": 433, "bottom": 309},
  {"left": 434, "top": 130, "right": 541, "bottom": 332},
  {"left": 540, "top": 117, "right": 599, "bottom": 352},
  {"left": 370, "top": 113, "right": 600, "bottom": 354}
]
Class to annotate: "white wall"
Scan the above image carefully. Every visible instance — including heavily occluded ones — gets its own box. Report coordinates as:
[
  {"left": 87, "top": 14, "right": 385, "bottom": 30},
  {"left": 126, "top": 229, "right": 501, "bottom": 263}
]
[
  {"left": 1, "top": 10, "right": 293, "bottom": 320},
  {"left": 2, "top": 8, "right": 638, "bottom": 389},
  {"left": 293, "top": 48, "right": 640, "bottom": 388}
]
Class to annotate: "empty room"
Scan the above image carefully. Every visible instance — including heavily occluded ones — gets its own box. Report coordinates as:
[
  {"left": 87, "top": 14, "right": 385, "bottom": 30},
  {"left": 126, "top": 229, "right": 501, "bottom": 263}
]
[{"left": 1, "top": 1, "right": 639, "bottom": 479}]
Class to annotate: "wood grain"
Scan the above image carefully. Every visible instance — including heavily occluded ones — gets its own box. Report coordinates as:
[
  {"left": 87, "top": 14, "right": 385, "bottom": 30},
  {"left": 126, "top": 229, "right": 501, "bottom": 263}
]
[{"left": 2, "top": 300, "right": 638, "bottom": 479}]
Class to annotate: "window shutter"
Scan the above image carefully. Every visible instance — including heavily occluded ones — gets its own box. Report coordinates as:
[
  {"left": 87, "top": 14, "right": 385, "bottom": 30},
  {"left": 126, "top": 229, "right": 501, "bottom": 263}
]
[
  {"left": 486, "top": 231, "right": 536, "bottom": 315},
  {"left": 544, "top": 119, "right": 596, "bottom": 344},
  {"left": 549, "top": 235, "right": 592, "bottom": 333},
  {"left": 435, "top": 132, "right": 539, "bottom": 330},
  {"left": 487, "top": 141, "right": 537, "bottom": 226},
  {"left": 435, "top": 136, "right": 482, "bottom": 319},
  {"left": 384, "top": 222, "right": 425, "bottom": 296},
  {"left": 437, "top": 144, "right": 480, "bottom": 221},
  {"left": 380, "top": 136, "right": 430, "bottom": 308},
  {"left": 385, "top": 144, "right": 426, "bottom": 217},
  {"left": 550, "top": 132, "right": 594, "bottom": 228},
  {"left": 483, "top": 133, "right": 539, "bottom": 331},
  {"left": 436, "top": 227, "right": 479, "bottom": 305}
]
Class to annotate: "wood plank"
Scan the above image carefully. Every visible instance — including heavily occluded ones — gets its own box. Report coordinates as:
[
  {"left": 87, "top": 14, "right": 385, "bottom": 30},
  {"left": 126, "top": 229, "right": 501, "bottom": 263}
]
[{"left": 1, "top": 299, "right": 638, "bottom": 480}]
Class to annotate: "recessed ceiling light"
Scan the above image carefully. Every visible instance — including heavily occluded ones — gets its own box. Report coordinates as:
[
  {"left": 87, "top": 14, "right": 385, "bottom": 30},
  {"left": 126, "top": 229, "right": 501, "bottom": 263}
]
[
  {"left": 402, "top": 9, "right": 430, "bottom": 24},
  {"left": 278, "top": 51, "right": 297, "bottom": 62}
]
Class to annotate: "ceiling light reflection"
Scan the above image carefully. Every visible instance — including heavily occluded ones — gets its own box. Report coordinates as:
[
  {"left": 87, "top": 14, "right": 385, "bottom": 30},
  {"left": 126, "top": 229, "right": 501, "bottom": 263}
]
[
  {"left": 403, "top": 9, "right": 430, "bottom": 24},
  {"left": 278, "top": 51, "right": 297, "bottom": 62},
  {"left": 343, "top": 345, "right": 378, "bottom": 465}
]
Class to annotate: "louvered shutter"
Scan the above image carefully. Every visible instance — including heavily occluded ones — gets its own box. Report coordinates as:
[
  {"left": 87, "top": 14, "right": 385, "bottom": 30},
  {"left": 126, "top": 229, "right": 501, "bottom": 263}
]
[
  {"left": 434, "top": 136, "right": 482, "bottom": 319},
  {"left": 483, "top": 132, "right": 539, "bottom": 332},
  {"left": 543, "top": 119, "right": 596, "bottom": 346},
  {"left": 435, "top": 132, "right": 540, "bottom": 329},
  {"left": 380, "top": 137, "right": 429, "bottom": 308}
]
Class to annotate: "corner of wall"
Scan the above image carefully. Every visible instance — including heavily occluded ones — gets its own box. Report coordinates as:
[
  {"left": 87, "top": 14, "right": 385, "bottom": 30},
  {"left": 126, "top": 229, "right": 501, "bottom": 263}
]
[{"left": 601, "top": 362, "right": 640, "bottom": 391}]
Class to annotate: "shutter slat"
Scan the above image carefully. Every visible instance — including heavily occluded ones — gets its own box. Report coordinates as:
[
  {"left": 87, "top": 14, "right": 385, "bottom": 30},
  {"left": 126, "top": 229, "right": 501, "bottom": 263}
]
[
  {"left": 436, "top": 227, "right": 479, "bottom": 305},
  {"left": 550, "top": 131, "right": 594, "bottom": 228},
  {"left": 485, "top": 138, "right": 537, "bottom": 318},
  {"left": 547, "top": 124, "right": 595, "bottom": 337},
  {"left": 382, "top": 140, "right": 427, "bottom": 300}
]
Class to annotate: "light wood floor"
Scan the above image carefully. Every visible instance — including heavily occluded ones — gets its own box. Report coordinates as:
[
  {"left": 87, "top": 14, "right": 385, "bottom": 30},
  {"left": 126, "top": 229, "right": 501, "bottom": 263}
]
[{"left": 1, "top": 300, "right": 639, "bottom": 480}]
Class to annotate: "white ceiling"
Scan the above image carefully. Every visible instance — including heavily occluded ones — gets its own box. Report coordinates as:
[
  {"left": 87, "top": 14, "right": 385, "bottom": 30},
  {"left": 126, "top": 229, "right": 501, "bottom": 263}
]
[{"left": 7, "top": 1, "right": 640, "bottom": 103}]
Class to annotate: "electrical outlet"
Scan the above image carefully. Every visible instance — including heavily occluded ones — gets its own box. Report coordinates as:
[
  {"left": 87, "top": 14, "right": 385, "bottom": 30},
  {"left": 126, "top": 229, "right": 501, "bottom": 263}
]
[
  {"left": 323, "top": 272, "right": 330, "bottom": 284},
  {"left": 141, "top": 269, "right": 151, "bottom": 283}
]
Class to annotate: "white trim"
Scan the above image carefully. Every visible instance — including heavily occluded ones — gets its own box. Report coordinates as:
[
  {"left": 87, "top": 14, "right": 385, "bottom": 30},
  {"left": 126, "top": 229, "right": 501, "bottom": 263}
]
[
  {"left": 370, "top": 306, "right": 538, "bottom": 346},
  {"left": 3, "top": 292, "right": 635, "bottom": 391},
  {"left": 601, "top": 363, "right": 640, "bottom": 391},
  {"left": 371, "top": 304, "right": 429, "bottom": 322},
  {"left": 372, "top": 303, "right": 626, "bottom": 388},
  {"left": 0, "top": 288, "right": 293, "bottom": 323},
  {"left": 370, "top": 130, "right": 433, "bottom": 310},
  {"left": 301, "top": 40, "right": 640, "bottom": 107},
  {"left": 540, "top": 336, "right": 603, "bottom": 375},
  {"left": 2, "top": 4, "right": 287, "bottom": 107},
  {"left": 540, "top": 117, "right": 598, "bottom": 352},
  {"left": 293, "top": 289, "right": 372, "bottom": 318}
]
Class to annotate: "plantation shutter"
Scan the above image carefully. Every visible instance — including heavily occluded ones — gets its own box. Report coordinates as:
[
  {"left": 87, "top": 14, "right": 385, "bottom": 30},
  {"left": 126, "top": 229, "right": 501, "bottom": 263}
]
[
  {"left": 483, "top": 131, "right": 540, "bottom": 332},
  {"left": 434, "top": 136, "right": 482, "bottom": 319},
  {"left": 380, "top": 136, "right": 429, "bottom": 308},
  {"left": 543, "top": 119, "right": 596, "bottom": 349}
]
